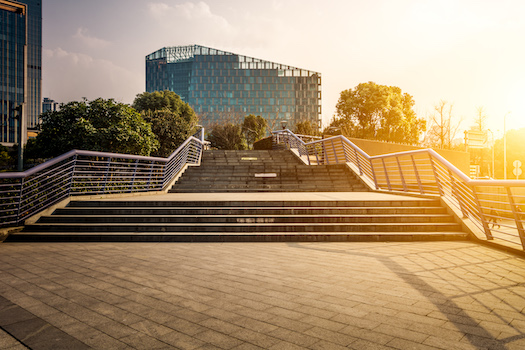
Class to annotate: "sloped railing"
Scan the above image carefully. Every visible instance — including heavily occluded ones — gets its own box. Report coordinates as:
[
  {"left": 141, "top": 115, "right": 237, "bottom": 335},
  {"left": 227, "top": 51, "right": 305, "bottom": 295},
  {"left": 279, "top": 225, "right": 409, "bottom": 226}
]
[
  {"left": 0, "top": 129, "right": 206, "bottom": 227},
  {"left": 273, "top": 129, "right": 525, "bottom": 250}
]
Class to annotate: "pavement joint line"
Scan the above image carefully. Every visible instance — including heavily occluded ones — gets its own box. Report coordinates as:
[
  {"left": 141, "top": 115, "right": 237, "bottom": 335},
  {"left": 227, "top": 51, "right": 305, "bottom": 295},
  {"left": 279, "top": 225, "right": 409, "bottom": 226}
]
[{"left": 0, "top": 295, "right": 90, "bottom": 349}]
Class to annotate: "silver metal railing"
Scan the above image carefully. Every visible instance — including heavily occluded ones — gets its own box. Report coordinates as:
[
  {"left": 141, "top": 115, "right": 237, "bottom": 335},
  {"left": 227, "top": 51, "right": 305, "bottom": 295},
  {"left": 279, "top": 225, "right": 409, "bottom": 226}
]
[
  {"left": 273, "top": 129, "right": 525, "bottom": 250},
  {"left": 0, "top": 128, "right": 206, "bottom": 227}
]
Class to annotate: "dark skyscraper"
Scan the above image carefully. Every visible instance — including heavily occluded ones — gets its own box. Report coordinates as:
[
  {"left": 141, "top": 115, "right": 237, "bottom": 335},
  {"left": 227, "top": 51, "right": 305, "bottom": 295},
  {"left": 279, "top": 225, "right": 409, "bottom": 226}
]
[
  {"left": 0, "top": 0, "right": 27, "bottom": 144},
  {"left": 146, "top": 45, "right": 321, "bottom": 130},
  {"left": 19, "top": 0, "right": 42, "bottom": 131}
]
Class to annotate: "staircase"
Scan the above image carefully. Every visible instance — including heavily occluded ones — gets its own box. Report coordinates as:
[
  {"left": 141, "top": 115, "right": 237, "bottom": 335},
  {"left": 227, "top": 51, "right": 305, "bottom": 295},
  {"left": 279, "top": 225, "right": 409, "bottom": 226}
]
[
  {"left": 5, "top": 149, "right": 468, "bottom": 243},
  {"left": 170, "top": 150, "right": 368, "bottom": 192},
  {"left": 8, "top": 196, "right": 466, "bottom": 242}
]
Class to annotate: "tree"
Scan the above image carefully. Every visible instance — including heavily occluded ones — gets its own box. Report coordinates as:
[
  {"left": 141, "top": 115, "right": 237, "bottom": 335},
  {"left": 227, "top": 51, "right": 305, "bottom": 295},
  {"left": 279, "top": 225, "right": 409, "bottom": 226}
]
[
  {"left": 30, "top": 98, "right": 158, "bottom": 158},
  {"left": 473, "top": 106, "right": 487, "bottom": 132},
  {"left": 333, "top": 81, "right": 425, "bottom": 144},
  {"left": 208, "top": 123, "right": 248, "bottom": 150},
  {"left": 242, "top": 114, "right": 267, "bottom": 147},
  {"left": 133, "top": 91, "right": 198, "bottom": 157},
  {"left": 294, "top": 120, "right": 320, "bottom": 136},
  {"left": 425, "top": 100, "right": 463, "bottom": 150}
]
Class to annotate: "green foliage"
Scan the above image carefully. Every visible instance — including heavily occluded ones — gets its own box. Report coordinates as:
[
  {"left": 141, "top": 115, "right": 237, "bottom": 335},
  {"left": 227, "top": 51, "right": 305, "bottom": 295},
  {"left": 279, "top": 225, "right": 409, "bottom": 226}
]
[
  {"left": 0, "top": 144, "right": 13, "bottom": 169},
  {"left": 208, "top": 123, "right": 248, "bottom": 150},
  {"left": 333, "top": 81, "right": 425, "bottom": 144},
  {"left": 242, "top": 114, "right": 268, "bottom": 146},
  {"left": 133, "top": 91, "right": 199, "bottom": 157},
  {"left": 294, "top": 120, "right": 320, "bottom": 136},
  {"left": 31, "top": 98, "right": 159, "bottom": 158}
]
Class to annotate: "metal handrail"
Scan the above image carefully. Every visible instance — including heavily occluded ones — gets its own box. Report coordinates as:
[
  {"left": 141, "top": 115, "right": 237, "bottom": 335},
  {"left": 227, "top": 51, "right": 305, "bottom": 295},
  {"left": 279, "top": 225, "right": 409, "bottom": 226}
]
[
  {"left": 273, "top": 129, "right": 525, "bottom": 250},
  {"left": 0, "top": 128, "right": 206, "bottom": 227}
]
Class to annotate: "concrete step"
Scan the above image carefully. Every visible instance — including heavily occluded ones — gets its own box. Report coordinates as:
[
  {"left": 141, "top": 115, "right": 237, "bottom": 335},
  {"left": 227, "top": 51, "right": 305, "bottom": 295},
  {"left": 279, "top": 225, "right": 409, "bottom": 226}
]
[
  {"left": 7, "top": 231, "right": 469, "bottom": 243},
  {"left": 54, "top": 206, "right": 448, "bottom": 216},
  {"left": 38, "top": 214, "right": 455, "bottom": 224},
  {"left": 22, "top": 222, "right": 462, "bottom": 233}
]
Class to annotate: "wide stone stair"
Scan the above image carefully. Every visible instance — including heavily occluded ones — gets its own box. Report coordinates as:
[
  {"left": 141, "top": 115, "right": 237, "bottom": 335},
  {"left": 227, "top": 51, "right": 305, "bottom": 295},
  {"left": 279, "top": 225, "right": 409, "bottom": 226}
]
[
  {"left": 8, "top": 196, "right": 467, "bottom": 242},
  {"left": 170, "top": 150, "right": 368, "bottom": 192}
]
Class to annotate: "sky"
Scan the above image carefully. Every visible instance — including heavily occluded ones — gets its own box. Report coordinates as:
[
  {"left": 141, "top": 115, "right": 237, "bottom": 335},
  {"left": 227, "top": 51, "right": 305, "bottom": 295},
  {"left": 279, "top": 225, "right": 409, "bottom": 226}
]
[{"left": 42, "top": 0, "right": 525, "bottom": 137}]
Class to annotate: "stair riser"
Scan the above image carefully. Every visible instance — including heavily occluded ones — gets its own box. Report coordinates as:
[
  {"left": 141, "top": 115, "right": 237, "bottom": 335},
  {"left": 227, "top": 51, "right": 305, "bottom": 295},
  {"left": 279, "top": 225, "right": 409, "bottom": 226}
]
[
  {"left": 24, "top": 224, "right": 461, "bottom": 233},
  {"left": 5, "top": 233, "right": 469, "bottom": 243},
  {"left": 39, "top": 216, "right": 454, "bottom": 224},
  {"left": 54, "top": 208, "right": 447, "bottom": 216}
]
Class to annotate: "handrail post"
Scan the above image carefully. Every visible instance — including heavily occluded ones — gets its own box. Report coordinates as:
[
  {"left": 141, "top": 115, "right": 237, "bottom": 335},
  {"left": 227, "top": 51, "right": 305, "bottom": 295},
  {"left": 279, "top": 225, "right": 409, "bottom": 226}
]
[
  {"left": 429, "top": 154, "right": 443, "bottom": 196},
  {"left": 129, "top": 159, "right": 139, "bottom": 193},
  {"left": 396, "top": 157, "right": 407, "bottom": 192},
  {"left": 449, "top": 169, "right": 467, "bottom": 218},
  {"left": 370, "top": 159, "right": 379, "bottom": 190},
  {"left": 354, "top": 149, "right": 363, "bottom": 175},
  {"left": 67, "top": 154, "right": 77, "bottom": 196},
  {"left": 382, "top": 159, "right": 392, "bottom": 191},
  {"left": 323, "top": 140, "right": 329, "bottom": 165},
  {"left": 331, "top": 139, "right": 338, "bottom": 163},
  {"left": 102, "top": 157, "right": 112, "bottom": 194},
  {"left": 411, "top": 155, "right": 424, "bottom": 194},
  {"left": 16, "top": 177, "right": 24, "bottom": 225},
  {"left": 147, "top": 160, "right": 155, "bottom": 190},
  {"left": 472, "top": 185, "right": 493, "bottom": 240},
  {"left": 507, "top": 187, "right": 525, "bottom": 248}
]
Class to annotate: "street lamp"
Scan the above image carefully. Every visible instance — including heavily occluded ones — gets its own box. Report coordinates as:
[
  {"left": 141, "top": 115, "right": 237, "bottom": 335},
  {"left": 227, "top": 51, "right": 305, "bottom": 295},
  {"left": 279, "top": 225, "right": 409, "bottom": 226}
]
[
  {"left": 503, "top": 112, "right": 510, "bottom": 180},
  {"left": 12, "top": 104, "right": 23, "bottom": 172},
  {"left": 487, "top": 129, "right": 494, "bottom": 178}
]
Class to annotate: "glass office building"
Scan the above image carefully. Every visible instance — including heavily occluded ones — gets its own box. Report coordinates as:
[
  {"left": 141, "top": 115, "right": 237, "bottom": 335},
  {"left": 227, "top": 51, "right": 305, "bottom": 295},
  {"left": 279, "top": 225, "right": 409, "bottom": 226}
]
[
  {"left": 146, "top": 45, "right": 321, "bottom": 130},
  {"left": 0, "top": 0, "right": 27, "bottom": 145},
  {"left": 20, "top": 0, "right": 41, "bottom": 131}
]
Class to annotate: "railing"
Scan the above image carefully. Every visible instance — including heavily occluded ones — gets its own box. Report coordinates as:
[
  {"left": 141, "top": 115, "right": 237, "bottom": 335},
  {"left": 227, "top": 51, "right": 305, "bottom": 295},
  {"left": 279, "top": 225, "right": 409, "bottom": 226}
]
[
  {"left": 273, "top": 129, "right": 525, "bottom": 250},
  {"left": 0, "top": 128, "right": 206, "bottom": 227}
]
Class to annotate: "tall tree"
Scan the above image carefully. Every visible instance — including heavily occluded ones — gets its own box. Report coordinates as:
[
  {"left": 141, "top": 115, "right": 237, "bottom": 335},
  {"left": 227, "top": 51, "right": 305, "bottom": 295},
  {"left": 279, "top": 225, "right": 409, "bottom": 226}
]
[
  {"left": 133, "top": 91, "right": 198, "bottom": 157},
  {"left": 242, "top": 114, "right": 267, "bottom": 147},
  {"left": 333, "top": 81, "right": 425, "bottom": 144},
  {"left": 425, "top": 100, "right": 463, "bottom": 150},
  {"left": 28, "top": 98, "right": 158, "bottom": 158},
  {"left": 294, "top": 120, "right": 320, "bottom": 136},
  {"left": 208, "top": 123, "right": 247, "bottom": 150}
]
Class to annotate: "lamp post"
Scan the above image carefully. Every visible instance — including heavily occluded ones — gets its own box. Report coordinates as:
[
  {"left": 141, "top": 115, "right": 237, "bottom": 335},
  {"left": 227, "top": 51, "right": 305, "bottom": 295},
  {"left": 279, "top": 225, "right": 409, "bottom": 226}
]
[
  {"left": 12, "top": 104, "right": 23, "bottom": 172},
  {"left": 504, "top": 112, "right": 510, "bottom": 180},
  {"left": 487, "top": 129, "right": 494, "bottom": 178}
]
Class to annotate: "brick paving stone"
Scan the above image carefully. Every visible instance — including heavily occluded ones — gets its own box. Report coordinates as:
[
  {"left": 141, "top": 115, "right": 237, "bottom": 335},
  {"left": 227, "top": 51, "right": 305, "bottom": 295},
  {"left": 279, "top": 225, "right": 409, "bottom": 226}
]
[{"left": 0, "top": 241, "right": 524, "bottom": 349}]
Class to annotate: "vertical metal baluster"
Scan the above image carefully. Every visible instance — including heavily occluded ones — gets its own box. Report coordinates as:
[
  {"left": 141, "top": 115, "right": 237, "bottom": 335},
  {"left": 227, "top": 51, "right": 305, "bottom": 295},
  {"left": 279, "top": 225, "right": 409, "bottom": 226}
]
[
  {"left": 396, "top": 157, "right": 407, "bottom": 192},
  {"left": 371, "top": 159, "right": 379, "bottom": 190},
  {"left": 130, "top": 159, "right": 139, "bottom": 193},
  {"left": 411, "top": 155, "right": 424, "bottom": 194},
  {"left": 472, "top": 185, "right": 493, "bottom": 240},
  {"left": 331, "top": 139, "right": 338, "bottom": 163},
  {"left": 67, "top": 154, "right": 77, "bottom": 196},
  {"left": 102, "top": 157, "right": 112, "bottom": 194},
  {"left": 507, "top": 187, "right": 525, "bottom": 248},
  {"left": 449, "top": 170, "right": 467, "bottom": 217},
  {"left": 354, "top": 149, "right": 362, "bottom": 175},
  {"left": 147, "top": 160, "right": 155, "bottom": 190},
  {"left": 323, "top": 141, "right": 329, "bottom": 165},
  {"left": 16, "top": 177, "right": 24, "bottom": 225},
  {"left": 382, "top": 158, "right": 391, "bottom": 191},
  {"left": 429, "top": 154, "right": 443, "bottom": 196}
]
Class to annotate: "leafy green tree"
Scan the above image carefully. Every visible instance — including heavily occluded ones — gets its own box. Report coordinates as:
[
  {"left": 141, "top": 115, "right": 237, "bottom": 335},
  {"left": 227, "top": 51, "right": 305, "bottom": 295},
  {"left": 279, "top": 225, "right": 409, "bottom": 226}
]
[
  {"left": 208, "top": 123, "right": 248, "bottom": 150},
  {"left": 242, "top": 114, "right": 267, "bottom": 147},
  {"left": 30, "top": 98, "right": 158, "bottom": 158},
  {"left": 0, "top": 144, "right": 13, "bottom": 169},
  {"left": 133, "top": 91, "right": 198, "bottom": 157},
  {"left": 294, "top": 120, "right": 320, "bottom": 136},
  {"left": 333, "top": 81, "right": 425, "bottom": 144}
]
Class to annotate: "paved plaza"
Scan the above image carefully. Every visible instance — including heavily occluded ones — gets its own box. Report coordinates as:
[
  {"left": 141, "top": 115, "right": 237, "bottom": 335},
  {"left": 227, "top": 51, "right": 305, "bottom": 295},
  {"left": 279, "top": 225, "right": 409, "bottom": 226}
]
[{"left": 0, "top": 241, "right": 524, "bottom": 349}]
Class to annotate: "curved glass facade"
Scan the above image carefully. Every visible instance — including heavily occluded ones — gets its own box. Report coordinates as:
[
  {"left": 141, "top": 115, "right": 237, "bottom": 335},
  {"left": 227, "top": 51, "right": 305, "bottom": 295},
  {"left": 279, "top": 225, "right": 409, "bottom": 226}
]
[{"left": 146, "top": 45, "right": 321, "bottom": 130}]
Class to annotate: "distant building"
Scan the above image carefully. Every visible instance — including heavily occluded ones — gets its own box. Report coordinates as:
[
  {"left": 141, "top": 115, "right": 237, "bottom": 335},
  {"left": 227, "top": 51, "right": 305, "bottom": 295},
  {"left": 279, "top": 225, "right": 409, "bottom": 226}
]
[
  {"left": 145, "top": 45, "right": 321, "bottom": 130},
  {"left": 42, "top": 97, "right": 59, "bottom": 113},
  {"left": 0, "top": 0, "right": 27, "bottom": 145},
  {"left": 0, "top": 0, "right": 41, "bottom": 146},
  {"left": 19, "top": 0, "right": 42, "bottom": 131}
]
